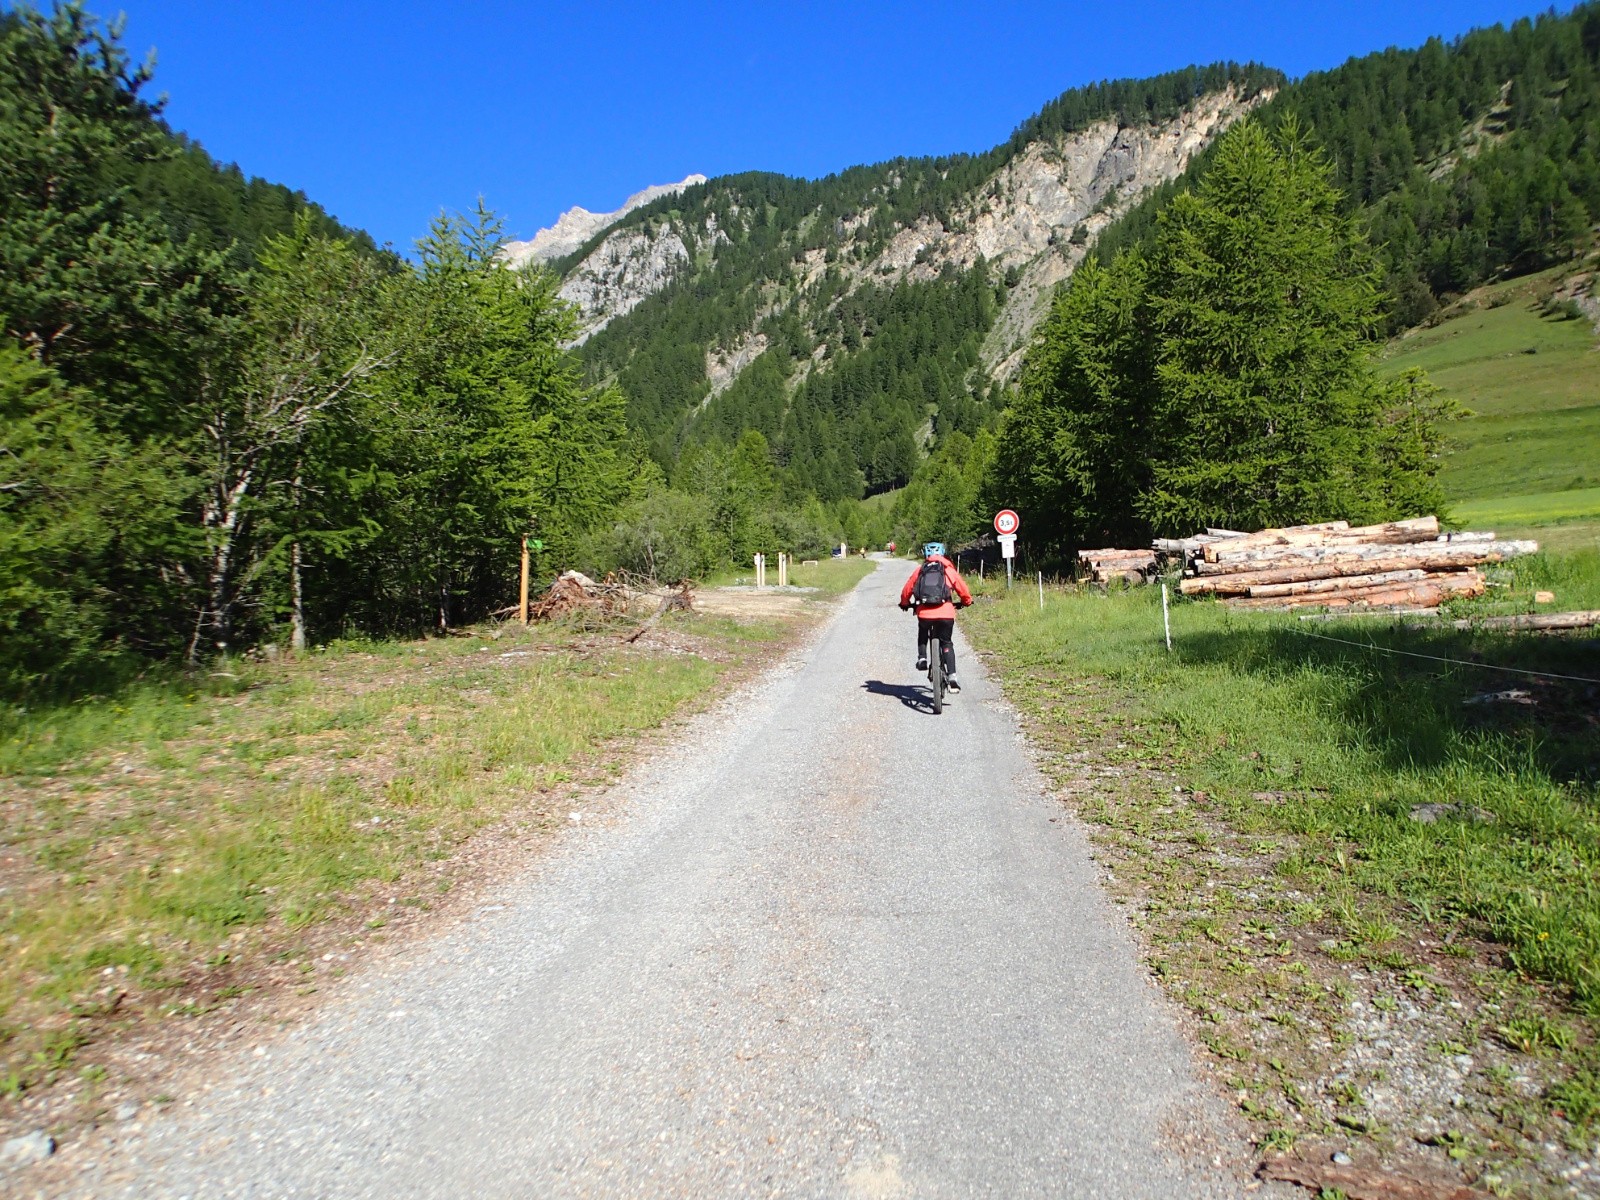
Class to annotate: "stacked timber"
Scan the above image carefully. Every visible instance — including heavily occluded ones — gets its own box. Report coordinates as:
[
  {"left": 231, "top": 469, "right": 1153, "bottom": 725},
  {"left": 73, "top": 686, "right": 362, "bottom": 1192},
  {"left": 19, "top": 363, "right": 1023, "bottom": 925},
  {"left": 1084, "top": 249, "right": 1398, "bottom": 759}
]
[
  {"left": 1171, "top": 517, "right": 1538, "bottom": 612},
  {"left": 1078, "top": 547, "right": 1159, "bottom": 584}
]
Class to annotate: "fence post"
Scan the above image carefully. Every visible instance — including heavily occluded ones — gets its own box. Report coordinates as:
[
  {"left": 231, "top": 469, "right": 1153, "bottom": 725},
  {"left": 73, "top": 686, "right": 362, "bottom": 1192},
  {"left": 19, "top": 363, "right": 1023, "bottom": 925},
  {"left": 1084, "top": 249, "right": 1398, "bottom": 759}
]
[
  {"left": 519, "top": 535, "right": 530, "bottom": 625},
  {"left": 1161, "top": 581, "right": 1172, "bottom": 651}
]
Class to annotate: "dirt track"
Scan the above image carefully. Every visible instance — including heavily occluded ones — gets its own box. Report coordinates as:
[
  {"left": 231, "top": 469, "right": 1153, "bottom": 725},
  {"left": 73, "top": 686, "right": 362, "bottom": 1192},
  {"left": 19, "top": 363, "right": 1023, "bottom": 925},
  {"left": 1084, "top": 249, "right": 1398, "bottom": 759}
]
[{"left": 45, "top": 561, "right": 1259, "bottom": 1198}]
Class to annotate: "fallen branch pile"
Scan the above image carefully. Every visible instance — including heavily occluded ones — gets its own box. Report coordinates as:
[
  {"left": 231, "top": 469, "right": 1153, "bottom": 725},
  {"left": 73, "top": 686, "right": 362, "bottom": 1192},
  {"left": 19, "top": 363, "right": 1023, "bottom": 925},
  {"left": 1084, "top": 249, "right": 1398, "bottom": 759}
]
[
  {"left": 527, "top": 571, "right": 628, "bottom": 621},
  {"left": 1081, "top": 516, "right": 1541, "bottom": 613},
  {"left": 513, "top": 571, "right": 696, "bottom": 633}
]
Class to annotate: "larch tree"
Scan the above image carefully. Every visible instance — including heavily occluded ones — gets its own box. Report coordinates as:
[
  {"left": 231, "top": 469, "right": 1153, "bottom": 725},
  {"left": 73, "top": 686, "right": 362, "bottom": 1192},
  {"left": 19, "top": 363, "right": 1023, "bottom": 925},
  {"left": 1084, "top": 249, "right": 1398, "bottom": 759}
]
[{"left": 1141, "top": 117, "right": 1417, "bottom": 533}]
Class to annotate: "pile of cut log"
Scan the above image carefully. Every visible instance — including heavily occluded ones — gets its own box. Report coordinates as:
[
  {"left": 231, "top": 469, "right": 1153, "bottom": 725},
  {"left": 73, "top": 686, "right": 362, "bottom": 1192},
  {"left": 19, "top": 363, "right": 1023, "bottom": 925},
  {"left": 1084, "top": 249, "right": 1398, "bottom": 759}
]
[
  {"left": 1078, "top": 547, "right": 1159, "bottom": 585},
  {"left": 1169, "top": 517, "right": 1538, "bottom": 612}
]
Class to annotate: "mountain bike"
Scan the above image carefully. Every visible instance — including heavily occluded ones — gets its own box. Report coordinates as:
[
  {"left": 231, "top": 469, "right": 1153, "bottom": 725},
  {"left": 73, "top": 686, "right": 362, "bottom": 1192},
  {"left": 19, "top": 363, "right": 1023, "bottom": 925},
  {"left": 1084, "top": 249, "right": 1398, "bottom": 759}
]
[{"left": 927, "top": 638, "right": 945, "bottom": 715}]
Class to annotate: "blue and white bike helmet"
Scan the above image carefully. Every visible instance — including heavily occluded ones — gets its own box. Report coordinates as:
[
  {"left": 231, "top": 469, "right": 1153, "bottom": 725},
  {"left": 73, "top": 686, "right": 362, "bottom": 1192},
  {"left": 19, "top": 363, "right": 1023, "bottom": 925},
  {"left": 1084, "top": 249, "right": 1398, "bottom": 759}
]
[{"left": 923, "top": 542, "right": 945, "bottom": 559}]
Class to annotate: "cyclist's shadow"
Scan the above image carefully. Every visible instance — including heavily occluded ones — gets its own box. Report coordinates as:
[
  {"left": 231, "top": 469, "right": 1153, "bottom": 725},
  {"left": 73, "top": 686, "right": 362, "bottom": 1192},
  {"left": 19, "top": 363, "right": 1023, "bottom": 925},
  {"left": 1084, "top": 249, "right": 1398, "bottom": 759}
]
[{"left": 860, "top": 679, "right": 937, "bottom": 715}]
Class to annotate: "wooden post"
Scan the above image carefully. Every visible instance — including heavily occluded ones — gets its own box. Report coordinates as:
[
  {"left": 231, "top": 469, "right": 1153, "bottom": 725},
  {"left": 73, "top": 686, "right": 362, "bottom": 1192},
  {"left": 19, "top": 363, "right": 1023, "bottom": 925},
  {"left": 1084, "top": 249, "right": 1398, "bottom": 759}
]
[
  {"left": 1161, "top": 582, "right": 1171, "bottom": 651},
  {"left": 778, "top": 553, "right": 788, "bottom": 587},
  {"left": 519, "top": 535, "right": 530, "bottom": 625}
]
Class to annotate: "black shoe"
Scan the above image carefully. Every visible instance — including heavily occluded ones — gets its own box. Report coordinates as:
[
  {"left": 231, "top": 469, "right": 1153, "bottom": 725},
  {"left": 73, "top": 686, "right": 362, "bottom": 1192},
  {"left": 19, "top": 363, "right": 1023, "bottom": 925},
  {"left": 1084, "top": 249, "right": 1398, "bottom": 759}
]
[
  {"left": 916, "top": 656, "right": 929, "bottom": 671},
  {"left": 947, "top": 676, "right": 961, "bottom": 693}
]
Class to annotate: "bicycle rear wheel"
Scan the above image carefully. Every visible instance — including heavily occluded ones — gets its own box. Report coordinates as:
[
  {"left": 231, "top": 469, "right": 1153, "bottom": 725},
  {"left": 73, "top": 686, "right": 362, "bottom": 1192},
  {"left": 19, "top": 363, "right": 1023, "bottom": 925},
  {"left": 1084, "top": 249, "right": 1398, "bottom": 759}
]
[{"left": 929, "top": 646, "right": 944, "bottom": 715}]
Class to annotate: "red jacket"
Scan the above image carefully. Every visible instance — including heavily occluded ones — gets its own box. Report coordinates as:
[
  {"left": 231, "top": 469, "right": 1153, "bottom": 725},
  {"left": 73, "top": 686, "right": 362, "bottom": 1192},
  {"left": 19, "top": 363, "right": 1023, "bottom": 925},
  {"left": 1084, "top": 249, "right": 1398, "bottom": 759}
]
[{"left": 900, "top": 554, "right": 973, "bottom": 621}]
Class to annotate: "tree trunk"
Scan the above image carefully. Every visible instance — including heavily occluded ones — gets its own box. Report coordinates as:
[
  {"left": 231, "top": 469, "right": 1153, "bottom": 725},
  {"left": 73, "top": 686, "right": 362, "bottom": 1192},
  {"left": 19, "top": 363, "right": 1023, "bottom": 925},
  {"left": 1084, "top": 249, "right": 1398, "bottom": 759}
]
[
  {"left": 1221, "top": 571, "right": 1484, "bottom": 609},
  {"left": 290, "top": 539, "right": 307, "bottom": 654},
  {"left": 1201, "top": 517, "right": 1439, "bottom": 562},
  {"left": 1452, "top": 610, "right": 1600, "bottom": 631},
  {"left": 1182, "top": 542, "right": 1539, "bottom": 593},
  {"left": 189, "top": 468, "right": 254, "bottom": 664},
  {"left": 289, "top": 460, "right": 307, "bottom": 654},
  {"left": 1243, "top": 568, "right": 1427, "bottom": 598}
]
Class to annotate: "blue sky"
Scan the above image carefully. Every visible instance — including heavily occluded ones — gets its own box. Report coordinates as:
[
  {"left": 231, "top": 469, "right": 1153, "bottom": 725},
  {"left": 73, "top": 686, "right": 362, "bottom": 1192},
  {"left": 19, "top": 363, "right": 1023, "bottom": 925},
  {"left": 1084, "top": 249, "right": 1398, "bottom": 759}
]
[{"left": 94, "top": 0, "right": 1578, "bottom": 253}]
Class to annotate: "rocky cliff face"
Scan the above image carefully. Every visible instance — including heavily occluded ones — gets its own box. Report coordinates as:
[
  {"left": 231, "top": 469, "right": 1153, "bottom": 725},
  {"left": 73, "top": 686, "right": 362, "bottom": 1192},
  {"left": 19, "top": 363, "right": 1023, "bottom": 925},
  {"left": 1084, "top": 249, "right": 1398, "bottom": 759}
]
[
  {"left": 502, "top": 174, "right": 706, "bottom": 267},
  {"left": 555, "top": 212, "right": 729, "bottom": 345},
  {"left": 551, "top": 88, "right": 1264, "bottom": 367}
]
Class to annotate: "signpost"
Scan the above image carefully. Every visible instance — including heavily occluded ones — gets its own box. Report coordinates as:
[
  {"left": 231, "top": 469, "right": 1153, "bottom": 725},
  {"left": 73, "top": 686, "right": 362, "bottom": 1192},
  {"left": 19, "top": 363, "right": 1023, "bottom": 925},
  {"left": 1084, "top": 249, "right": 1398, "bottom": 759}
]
[{"left": 994, "top": 510, "right": 1021, "bottom": 587}]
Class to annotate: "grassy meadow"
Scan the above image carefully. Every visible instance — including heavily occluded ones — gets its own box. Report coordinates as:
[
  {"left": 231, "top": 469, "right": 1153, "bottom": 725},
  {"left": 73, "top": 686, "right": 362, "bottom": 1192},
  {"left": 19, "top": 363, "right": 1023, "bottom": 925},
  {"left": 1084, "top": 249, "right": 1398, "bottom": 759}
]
[{"left": 1381, "top": 266, "right": 1600, "bottom": 554}]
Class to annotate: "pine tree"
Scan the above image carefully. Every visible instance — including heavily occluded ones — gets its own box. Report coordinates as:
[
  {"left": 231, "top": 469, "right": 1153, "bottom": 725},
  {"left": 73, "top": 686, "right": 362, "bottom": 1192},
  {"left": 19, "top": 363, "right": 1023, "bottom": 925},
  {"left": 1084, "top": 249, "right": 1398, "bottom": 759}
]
[
  {"left": 0, "top": 341, "right": 187, "bottom": 693},
  {"left": 0, "top": 2, "right": 232, "bottom": 437}
]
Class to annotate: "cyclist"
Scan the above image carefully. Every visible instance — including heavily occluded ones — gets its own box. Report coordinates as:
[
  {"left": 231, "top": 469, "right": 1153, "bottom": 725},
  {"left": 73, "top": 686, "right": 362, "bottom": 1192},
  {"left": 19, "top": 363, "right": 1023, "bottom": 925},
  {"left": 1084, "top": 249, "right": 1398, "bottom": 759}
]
[{"left": 899, "top": 542, "right": 973, "bottom": 692}]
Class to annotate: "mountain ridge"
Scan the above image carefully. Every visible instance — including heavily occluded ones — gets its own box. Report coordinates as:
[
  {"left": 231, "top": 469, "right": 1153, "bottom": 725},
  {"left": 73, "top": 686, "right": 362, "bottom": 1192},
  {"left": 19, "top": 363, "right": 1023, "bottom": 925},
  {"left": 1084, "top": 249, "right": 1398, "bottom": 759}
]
[{"left": 503, "top": 173, "right": 707, "bottom": 266}]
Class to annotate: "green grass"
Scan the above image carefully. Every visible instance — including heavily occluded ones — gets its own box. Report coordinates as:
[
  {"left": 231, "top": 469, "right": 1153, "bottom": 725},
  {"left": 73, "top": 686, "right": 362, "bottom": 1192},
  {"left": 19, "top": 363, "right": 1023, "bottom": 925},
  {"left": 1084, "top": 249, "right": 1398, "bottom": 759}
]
[
  {"left": 1380, "top": 267, "right": 1600, "bottom": 543},
  {"left": 1450, "top": 488, "right": 1600, "bottom": 557},
  {"left": 1453, "top": 486, "right": 1600, "bottom": 528},
  {"left": 973, "top": 575, "right": 1600, "bottom": 1008},
  {"left": 0, "top": 614, "right": 785, "bottom": 1100}
]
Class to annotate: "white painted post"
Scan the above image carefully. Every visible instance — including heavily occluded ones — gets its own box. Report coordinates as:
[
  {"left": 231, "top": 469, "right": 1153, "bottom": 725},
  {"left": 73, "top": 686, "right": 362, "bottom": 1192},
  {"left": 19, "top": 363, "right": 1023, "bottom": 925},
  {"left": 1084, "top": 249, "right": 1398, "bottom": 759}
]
[
  {"left": 1161, "top": 581, "right": 1172, "bottom": 651},
  {"left": 778, "top": 553, "right": 788, "bottom": 587},
  {"left": 754, "top": 553, "right": 765, "bottom": 589}
]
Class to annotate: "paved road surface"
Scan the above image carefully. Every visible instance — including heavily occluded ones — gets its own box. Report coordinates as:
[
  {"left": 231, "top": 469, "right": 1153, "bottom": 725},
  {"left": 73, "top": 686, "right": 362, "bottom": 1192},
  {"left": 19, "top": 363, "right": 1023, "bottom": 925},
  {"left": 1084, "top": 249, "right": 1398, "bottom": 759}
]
[{"left": 68, "top": 560, "right": 1247, "bottom": 1198}]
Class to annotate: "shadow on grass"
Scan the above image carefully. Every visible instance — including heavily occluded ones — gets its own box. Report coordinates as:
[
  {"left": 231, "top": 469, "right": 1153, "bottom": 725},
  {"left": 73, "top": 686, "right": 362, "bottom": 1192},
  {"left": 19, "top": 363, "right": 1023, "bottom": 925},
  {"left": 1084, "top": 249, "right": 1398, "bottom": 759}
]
[
  {"left": 1173, "top": 618, "right": 1600, "bottom": 787},
  {"left": 860, "top": 678, "right": 937, "bottom": 715}
]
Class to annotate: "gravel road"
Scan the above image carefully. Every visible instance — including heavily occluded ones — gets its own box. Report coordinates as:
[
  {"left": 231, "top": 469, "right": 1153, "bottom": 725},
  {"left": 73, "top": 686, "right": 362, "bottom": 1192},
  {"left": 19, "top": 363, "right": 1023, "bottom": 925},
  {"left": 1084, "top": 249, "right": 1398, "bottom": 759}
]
[{"left": 61, "top": 560, "right": 1250, "bottom": 1199}]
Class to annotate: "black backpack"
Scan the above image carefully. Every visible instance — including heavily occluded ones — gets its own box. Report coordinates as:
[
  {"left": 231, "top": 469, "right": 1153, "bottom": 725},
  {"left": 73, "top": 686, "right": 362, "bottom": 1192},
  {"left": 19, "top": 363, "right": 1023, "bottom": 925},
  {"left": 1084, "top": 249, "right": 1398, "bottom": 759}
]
[{"left": 912, "top": 560, "right": 951, "bottom": 606}]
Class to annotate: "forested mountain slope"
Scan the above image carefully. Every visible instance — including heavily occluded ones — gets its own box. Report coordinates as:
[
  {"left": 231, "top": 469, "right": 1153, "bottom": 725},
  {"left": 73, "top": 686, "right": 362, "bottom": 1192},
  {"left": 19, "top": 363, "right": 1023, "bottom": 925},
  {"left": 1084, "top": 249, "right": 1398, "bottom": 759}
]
[
  {"left": 1103, "top": 2, "right": 1600, "bottom": 330},
  {"left": 554, "top": 4, "right": 1600, "bottom": 533},
  {"left": 553, "top": 65, "right": 1281, "bottom": 499}
]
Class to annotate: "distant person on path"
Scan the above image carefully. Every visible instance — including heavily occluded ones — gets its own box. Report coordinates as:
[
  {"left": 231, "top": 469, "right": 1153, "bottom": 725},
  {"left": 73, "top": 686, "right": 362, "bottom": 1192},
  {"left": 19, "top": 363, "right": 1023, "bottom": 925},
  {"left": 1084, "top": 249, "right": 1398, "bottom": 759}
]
[{"left": 899, "top": 542, "right": 973, "bottom": 692}]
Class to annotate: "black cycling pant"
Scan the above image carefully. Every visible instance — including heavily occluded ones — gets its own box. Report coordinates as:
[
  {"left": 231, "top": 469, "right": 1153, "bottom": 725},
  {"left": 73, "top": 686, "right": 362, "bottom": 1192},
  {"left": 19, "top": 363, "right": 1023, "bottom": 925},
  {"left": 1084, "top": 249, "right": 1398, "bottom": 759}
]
[{"left": 917, "top": 617, "right": 956, "bottom": 676}]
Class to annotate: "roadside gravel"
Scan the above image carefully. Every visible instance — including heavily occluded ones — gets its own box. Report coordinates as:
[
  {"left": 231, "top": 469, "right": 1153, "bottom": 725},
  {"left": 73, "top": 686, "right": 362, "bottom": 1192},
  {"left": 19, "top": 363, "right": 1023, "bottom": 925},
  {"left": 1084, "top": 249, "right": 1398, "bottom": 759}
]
[{"left": 40, "top": 560, "right": 1258, "bottom": 1199}]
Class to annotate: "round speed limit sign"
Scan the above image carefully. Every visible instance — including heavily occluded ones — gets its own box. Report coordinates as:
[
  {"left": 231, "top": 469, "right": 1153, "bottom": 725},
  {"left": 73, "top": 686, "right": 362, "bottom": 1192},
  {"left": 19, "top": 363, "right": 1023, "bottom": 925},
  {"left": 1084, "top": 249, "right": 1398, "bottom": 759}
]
[{"left": 994, "top": 509, "right": 1021, "bottom": 536}]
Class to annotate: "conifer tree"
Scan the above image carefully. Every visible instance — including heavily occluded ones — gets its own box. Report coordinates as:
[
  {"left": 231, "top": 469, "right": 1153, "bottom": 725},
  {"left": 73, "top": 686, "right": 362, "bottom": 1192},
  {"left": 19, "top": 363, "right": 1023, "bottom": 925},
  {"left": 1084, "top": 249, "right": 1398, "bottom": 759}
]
[
  {"left": 1141, "top": 118, "right": 1402, "bottom": 533},
  {"left": 1003, "top": 253, "right": 1154, "bottom": 557}
]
